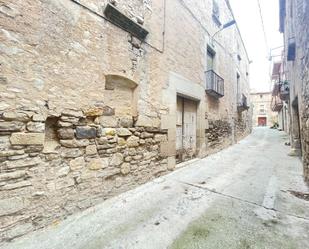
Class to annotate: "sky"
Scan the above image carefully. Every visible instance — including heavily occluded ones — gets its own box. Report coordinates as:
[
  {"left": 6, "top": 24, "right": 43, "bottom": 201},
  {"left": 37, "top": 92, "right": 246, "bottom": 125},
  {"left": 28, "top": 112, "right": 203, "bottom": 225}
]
[{"left": 229, "top": 0, "right": 283, "bottom": 93}]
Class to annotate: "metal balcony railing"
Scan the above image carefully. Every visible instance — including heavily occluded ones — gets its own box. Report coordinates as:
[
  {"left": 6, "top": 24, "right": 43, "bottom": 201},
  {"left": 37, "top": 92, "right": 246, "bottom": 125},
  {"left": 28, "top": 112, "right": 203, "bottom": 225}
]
[
  {"left": 271, "top": 95, "right": 283, "bottom": 112},
  {"left": 279, "top": 80, "right": 289, "bottom": 101},
  {"left": 205, "top": 70, "right": 224, "bottom": 98},
  {"left": 237, "top": 94, "right": 249, "bottom": 112},
  {"left": 272, "top": 80, "right": 289, "bottom": 101}
]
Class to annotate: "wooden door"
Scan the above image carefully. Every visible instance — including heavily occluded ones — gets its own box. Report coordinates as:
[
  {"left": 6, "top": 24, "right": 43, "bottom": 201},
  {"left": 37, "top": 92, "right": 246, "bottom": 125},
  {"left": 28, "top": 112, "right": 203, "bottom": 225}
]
[
  {"left": 258, "top": 117, "right": 267, "bottom": 126},
  {"left": 176, "top": 96, "right": 197, "bottom": 163}
]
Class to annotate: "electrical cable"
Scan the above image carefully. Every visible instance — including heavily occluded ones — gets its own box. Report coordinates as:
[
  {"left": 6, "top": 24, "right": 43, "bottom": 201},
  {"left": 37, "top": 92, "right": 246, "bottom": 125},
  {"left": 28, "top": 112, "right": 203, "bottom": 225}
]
[{"left": 257, "top": 0, "right": 269, "bottom": 52}]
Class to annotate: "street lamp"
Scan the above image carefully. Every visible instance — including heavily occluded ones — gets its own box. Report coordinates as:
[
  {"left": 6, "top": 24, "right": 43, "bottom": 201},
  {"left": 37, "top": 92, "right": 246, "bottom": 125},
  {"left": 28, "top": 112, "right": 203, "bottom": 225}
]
[{"left": 211, "top": 20, "right": 236, "bottom": 45}]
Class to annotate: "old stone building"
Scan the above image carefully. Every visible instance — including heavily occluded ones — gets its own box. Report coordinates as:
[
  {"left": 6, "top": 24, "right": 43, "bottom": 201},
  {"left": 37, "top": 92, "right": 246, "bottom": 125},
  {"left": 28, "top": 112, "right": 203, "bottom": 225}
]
[
  {"left": 251, "top": 92, "right": 278, "bottom": 127},
  {"left": 270, "top": 60, "right": 289, "bottom": 131},
  {"left": 279, "top": 0, "right": 309, "bottom": 181},
  {"left": 0, "top": 0, "right": 251, "bottom": 242}
]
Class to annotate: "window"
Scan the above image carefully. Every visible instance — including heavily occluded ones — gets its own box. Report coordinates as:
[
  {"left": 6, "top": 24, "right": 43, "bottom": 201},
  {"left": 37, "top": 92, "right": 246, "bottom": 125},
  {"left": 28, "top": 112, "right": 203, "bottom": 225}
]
[
  {"left": 236, "top": 73, "right": 240, "bottom": 99},
  {"left": 260, "top": 94, "right": 263, "bottom": 98},
  {"left": 287, "top": 40, "right": 296, "bottom": 61},
  {"left": 212, "top": 0, "right": 221, "bottom": 26},
  {"left": 259, "top": 105, "right": 265, "bottom": 114}
]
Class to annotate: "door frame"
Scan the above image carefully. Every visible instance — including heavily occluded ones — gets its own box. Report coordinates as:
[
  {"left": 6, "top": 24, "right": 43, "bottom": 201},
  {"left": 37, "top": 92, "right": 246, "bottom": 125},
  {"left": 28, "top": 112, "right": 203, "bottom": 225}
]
[
  {"left": 161, "top": 72, "right": 207, "bottom": 169},
  {"left": 176, "top": 95, "right": 198, "bottom": 163}
]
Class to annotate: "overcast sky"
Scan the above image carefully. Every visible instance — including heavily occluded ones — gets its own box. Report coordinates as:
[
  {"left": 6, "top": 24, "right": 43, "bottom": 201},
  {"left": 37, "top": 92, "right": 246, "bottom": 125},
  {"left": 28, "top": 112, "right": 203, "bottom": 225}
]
[{"left": 229, "top": 0, "right": 283, "bottom": 93}]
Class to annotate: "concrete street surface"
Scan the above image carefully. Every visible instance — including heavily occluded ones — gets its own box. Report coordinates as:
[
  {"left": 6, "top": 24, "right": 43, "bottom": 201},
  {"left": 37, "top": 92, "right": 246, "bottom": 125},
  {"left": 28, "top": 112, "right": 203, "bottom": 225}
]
[{"left": 1, "top": 127, "right": 309, "bottom": 249}]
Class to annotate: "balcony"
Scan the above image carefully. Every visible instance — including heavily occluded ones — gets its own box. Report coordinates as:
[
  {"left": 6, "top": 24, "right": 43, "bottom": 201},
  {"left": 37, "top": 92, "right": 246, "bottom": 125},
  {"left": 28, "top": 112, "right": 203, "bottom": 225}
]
[
  {"left": 271, "top": 96, "right": 283, "bottom": 112},
  {"left": 279, "top": 80, "right": 289, "bottom": 101},
  {"left": 205, "top": 70, "right": 224, "bottom": 98},
  {"left": 237, "top": 94, "right": 249, "bottom": 112}
]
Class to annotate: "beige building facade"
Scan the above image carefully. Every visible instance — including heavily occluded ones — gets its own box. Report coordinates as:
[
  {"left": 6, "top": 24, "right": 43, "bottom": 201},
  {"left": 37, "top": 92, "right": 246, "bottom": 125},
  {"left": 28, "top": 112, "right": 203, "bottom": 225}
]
[
  {"left": 0, "top": 0, "right": 251, "bottom": 241},
  {"left": 251, "top": 92, "right": 278, "bottom": 127}
]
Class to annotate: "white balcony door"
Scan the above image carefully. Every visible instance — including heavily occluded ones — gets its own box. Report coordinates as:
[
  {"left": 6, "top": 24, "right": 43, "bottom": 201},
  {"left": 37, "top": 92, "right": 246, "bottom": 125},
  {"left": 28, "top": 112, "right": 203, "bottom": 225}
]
[{"left": 207, "top": 50, "right": 214, "bottom": 71}]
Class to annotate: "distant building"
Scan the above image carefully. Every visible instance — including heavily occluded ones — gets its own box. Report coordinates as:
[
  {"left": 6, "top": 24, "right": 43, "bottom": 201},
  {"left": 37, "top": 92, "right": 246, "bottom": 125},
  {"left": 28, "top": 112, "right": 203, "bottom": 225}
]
[{"left": 251, "top": 92, "right": 278, "bottom": 127}]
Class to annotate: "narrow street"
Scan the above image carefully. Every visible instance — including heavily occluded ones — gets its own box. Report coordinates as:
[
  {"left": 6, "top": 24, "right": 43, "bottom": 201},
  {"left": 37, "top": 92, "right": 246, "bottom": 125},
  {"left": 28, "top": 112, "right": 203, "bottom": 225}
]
[{"left": 1, "top": 128, "right": 308, "bottom": 249}]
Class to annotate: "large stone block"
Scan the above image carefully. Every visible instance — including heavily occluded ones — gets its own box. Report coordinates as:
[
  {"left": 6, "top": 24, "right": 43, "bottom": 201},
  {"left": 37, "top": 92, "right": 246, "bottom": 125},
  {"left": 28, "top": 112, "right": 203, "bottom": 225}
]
[
  {"left": 117, "top": 137, "right": 127, "bottom": 146},
  {"left": 154, "top": 134, "right": 167, "bottom": 142},
  {"left": 0, "top": 121, "right": 24, "bottom": 132},
  {"left": 135, "top": 115, "right": 160, "bottom": 128},
  {"left": 0, "top": 149, "right": 24, "bottom": 157},
  {"left": 103, "top": 128, "right": 116, "bottom": 136},
  {"left": 61, "top": 109, "right": 83, "bottom": 118},
  {"left": 58, "top": 128, "right": 75, "bottom": 139},
  {"left": 0, "top": 170, "right": 26, "bottom": 182},
  {"left": 2, "top": 111, "right": 30, "bottom": 122},
  {"left": 96, "top": 136, "right": 109, "bottom": 145},
  {"left": 87, "top": 158, "right": 108, "bottom": 170},
  {"left": 119, "top": 116, "right": 133, "bottom": 127},
  {"left": 102, "top": 106, "right": 115, "bottom": 116},
  {"left": 85, "top": 144, "right": 97, "bottom": 155},
  {"left": 32, "top": 114, "right": 46, "bottom": 122},
  {"left": 61, "top": 148, "right": 83, "bottom": 158},
  {"left": 26, "top": 122, "right": 45, "bottom": 132},
  {"left": 109, "top": 153, "right": 124, "bottom": 166},
  {"left": 95, "top": 116, "right": 118, "bottom": 127},
  {"left": 56, "top": 166, "right": 70, "bottom": 177},
  {"left": 120, "top": 163, "right": 131, "bottom": 175},
  {"left": 116, "top": 128, "right": 132, "bottom": 137},
  {"left": 10, "top": 133, "right": 44, "bottom": 145},
  {"left": 140, "top": 132, "right": 153, "bottom": 138},
  {"left": 57, "top": 121, "right": 73, "bottom": 128},
  {"left": 127, "top": 136, "right": 139, "bottom": 147},
  {"left": 83, "top": 107, "right": 104, "bottom": 117},
  {"left": 69, "top": 157, "right": 85, "bottom": 171},
  {"left": 60, "top": 139, "right": 89, "bottom": 148},
  {"left": 5, "top": 157, "right": 41, "bottom": 169},
  {"left": 76, "top": 126, "right": 97, "bottom": 139}
]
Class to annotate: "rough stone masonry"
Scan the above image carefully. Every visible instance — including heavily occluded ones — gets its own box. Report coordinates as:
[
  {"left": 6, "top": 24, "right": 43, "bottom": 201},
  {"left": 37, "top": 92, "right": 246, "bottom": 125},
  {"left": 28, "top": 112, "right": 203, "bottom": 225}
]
[
  {"left": 281, "top": 0, "right": 309, "bottom": 181},
  {"left": 0, "top": 0, "right": 251, "bottom": 243},
  {"left": 0, "top": 106, "right": 169, "bottom": 242}
]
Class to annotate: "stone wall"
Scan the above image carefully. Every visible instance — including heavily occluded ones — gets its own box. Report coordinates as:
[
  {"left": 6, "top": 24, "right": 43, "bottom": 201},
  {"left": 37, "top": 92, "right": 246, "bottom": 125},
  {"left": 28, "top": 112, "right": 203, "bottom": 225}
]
[
  {"left": 235, "top": 111, "right": 251, "bottom": 141},
  {"left": 0, "top": 0, "right": 252, "bottom": 242},
  {"left": 205, "top": 120, "right": 232, "bottom": 153},
  {"left": 282, "top": 0, "right": 309, "bottom": 181},
  {"left": 0, "top": 106, "right": 168, "bottom": 242},
  {"left": 295, "top": 1, "right": 309, "bottom": 182},
  {"left": 205, "top": 114, "right": 250, "bottom": 155}
]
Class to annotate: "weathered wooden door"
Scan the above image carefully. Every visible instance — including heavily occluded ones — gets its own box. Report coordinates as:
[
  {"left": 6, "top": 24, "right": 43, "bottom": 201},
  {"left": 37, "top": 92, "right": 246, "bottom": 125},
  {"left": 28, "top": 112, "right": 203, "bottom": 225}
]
[
  {"left": 258, "top": 117, "right": 267, "bottom": 126},
  {"left": 176, "top": 96, "right": 197, "bottom": 163}
]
